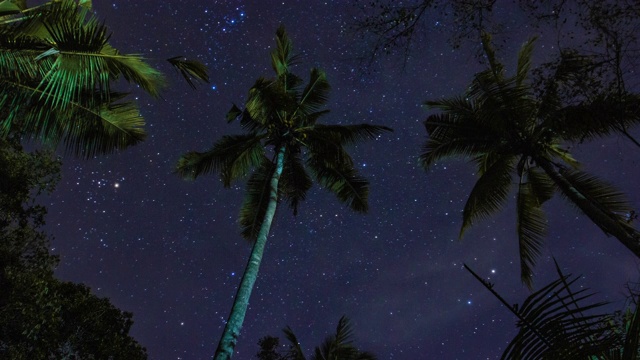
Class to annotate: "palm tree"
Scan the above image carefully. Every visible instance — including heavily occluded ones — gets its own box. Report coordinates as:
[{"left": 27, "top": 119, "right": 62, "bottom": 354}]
[
  {"left": 0, "top": 0, "right": 208, "bottom": 158},
  {"left": 175, "top": 26, "right": 391, "bottom": 360},
  {"left": 420, "top": 33, "right": 640, "bottom": 288},
  {"left": 279, "top": 316, "right": 377, "bottom": 360}
]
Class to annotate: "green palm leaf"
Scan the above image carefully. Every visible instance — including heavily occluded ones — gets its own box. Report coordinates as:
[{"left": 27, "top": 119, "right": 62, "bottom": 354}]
[
  {"left": 166, "top": 56, "right": 209, "bottom": 89},
  {"left": 0, "top": 0, "right": 21, "bottom": 16},
  {"left": 37, "top": 1, "right": 165, "bottom": 106},
  {"left": 175, "top": 134, "right": 265, "bottom": 185},
  {"left": 245, "top": 77, "right": 288, "bottom": 125},
  {"left": 460, "top": 156, "right": 515, "bottom": 237},
  {"left": 527, "top": 166, "right": 555, "bottom": 204},
  {"left": 60, "top": 100, "right": 146, "bottom": 158},
  {"left": 516, "top": 179, "right": 547, "bottom": 289},
  {"left": 0, "top": 84, "right": 147, "bottom": 158},
  {"left": 306, "top": 151, "right": 369, "bottom": 213},
  {"left": 279, "top": 149, "right": 312, "bottom": 216},
  {"left": 296, "top": 68, "right": 330, "bottom": 117}
]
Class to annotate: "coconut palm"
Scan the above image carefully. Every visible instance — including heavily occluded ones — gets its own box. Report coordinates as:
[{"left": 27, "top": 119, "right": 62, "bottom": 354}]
[
  {"left": 175, "top": 26, "right": 391, "bottom": 360},
  {"left": 0, "top": 0, "right": 208, "bottom": 158},
  {"left": 420, "top": 33, "right": 640, "bottom": 288}
]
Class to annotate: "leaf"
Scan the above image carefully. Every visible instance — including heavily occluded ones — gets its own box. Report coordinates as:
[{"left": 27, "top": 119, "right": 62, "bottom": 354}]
[
  {"left": 226, "top": 103, "right": 242, "bottom": 123},
  {"left": 420, "top": 113, "right": 501, "bottom": 169},
  {"left": 282, "top": 326, "right": 307, "bottom": 360},
  {"left": 296, "top": 68, "right": 330, "bottom": 117},
  {"left": 306, "top": 151, "right": 369, "bottom": 213},
  {"left": 503, "top": 271, "right": 617, "bottom": 359},
  {"left": 560, "top": 169, "right": 633, "bottom": 219},
  {"left": 279, "top": 149, "right": 312, "bottom": 216},
  {"left": 516, "top": 37, "right": 537, "bottom": 87},
  {"left": 175, "top": 134, "right": 265, "bottom": 185},
  {"left": 460, "top": 156, "right": 515, "bottom": 238},
  {"left": 166, "top": 56, "right": 209, "bottom": 89},
  {"left": 516, "top": 180, "right": 548, "bottom": 289},
  {"left": 0, "top": 0, "right": 21, "bottom": 16}
]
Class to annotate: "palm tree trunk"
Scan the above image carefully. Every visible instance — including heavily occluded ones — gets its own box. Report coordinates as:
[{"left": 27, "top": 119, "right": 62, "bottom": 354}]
[
  {"left": 214, "top": 146, "right": 286, "bottom": 360},
  {"left": 536, "top": 157, "right": 640, "bottom": 258}
]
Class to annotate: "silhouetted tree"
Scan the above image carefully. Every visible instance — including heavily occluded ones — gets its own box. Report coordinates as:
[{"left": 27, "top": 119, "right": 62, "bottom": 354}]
[
  {"left": 421, "top": 33, "right": 640, "bottom": 288},
  {"left": 0, "top": 138, "right": 147, "bottom": 358},
  {"left": 176, "top": 26, "right": 391, "bottom": 360}
]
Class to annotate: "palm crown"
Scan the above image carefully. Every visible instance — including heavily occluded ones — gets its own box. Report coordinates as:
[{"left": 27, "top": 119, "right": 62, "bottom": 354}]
[
  {"left": 0, "top": 0, "right": 208, "bottom": 158},
  {"left": 177, "top": 25, "right": 391, "bottom": 241},
  {"left": 421, "top": 33, "right": 640, "bottom": 288}
]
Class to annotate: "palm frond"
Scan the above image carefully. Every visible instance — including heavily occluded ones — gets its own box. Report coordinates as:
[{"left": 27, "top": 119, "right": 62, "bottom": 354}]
[
  {"left": 98, "top": 44, "right": 166, "bottom": 97},
  {"left": 502, "top": 270, "right": 617, "bottom": 359},
  {"left": 239, "top": 160, "right": 275, "bottom": 241},
  {"left": 0, "top": 1, "right": 21, "bottom": 16},
  {"left": 516, "top": 179, "right": 548, "bottom": 289},
  {"left": 1, "top": 84, "right": 146, "bottom": 158},
  {"left": 304, "top": 131, "right": 356, "bottom": 168},
  {"left": 460, "top": 156, "right": 514, "bottom": 237},
  {"left": 245, "top": 77, "right": 285, "bottom": 125},
  {"left": 619, "top": 300, "right": 640, "bottom": 358},
  {"left": 279, "top": 149, "right": 312, "bottom": 216},
  {"left": 516, "top": 37, "right": 537, "bottom": 87},
  {"left": 306, "top": 152, "right": 369, "bottom": 213},
  {"left": 334, "top": 316, "right": 355, "bottom": 348},
  {"left": 546, "top": 144, "right": 580, "bottom": 169},
  {"left": 166, "top": 56, "right": 209, "bottom": 89},
  {"left": 555, "top": 94, "right": 640, "bottom": 142},
  {"left": 62, "top": 100, "right": 146, "bottom": 158},
  {"left": 527, "top": 166, "right": 556, "bottom": 204},
  {"left": 271, "top": 24, "right": 300, "bottom": 77},
  {"left": 420, "top": 114, "right": 501, "bottom": 168},
  {"left": 282, "top": 326, "right": 307, "bottom": 360},
  {"left": 175, "top": 134, "right": 265, "bottom": 184},
  {"left": 560, "top": 169, "right": 634, "bottom": 220},
  {"left": 480, "top": 31, "right": 504, "bottom": 83},
  {"left": 296, "top": 68, "right": 330, "bottom": 117},
  {"left": 425, "top": 96, "right": 475, "bottom": 116}
]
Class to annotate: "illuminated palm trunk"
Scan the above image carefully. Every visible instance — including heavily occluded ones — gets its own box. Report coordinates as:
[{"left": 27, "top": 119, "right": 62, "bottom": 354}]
[
  {"left": 213, "top": 146, "right": 286, "bottom": 360},
  {"left": 536, "top": 157, "right": 640, "bottom": 257}
]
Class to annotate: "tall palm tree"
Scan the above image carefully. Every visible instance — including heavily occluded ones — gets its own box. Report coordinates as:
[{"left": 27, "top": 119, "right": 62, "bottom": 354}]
[
  {"left": 0, "top": 0, "right": 208, "bottom": 158},
  {"left": 175, "top": 26, "right": 391, "bottom": 360},
  {"left": 420, "top": 33, "right": 640, "bottom": 288}
]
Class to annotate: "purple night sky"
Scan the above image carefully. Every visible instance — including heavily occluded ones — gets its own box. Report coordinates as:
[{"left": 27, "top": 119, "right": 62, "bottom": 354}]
[{"left": 42, "top": 1, "right": 640, "bottom": 359}]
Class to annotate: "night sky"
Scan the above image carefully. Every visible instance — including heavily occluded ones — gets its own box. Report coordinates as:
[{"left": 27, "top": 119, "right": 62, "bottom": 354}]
[{"left": 43, "top": 1, "right": 640, "bottom": 359}]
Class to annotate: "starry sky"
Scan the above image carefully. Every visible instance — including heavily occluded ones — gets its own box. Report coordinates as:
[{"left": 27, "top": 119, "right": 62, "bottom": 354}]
[{"left": 42, "top": 1, "right": 640, "bottom": 359}]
